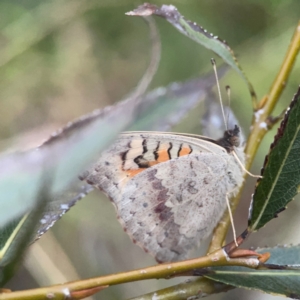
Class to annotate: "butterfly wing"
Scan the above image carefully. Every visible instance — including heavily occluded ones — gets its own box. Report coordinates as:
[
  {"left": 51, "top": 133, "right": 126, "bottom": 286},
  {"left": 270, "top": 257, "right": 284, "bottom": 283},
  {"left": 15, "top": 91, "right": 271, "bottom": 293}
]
[
  {"left": 80, "top": 132, "right": 216, "bottom": 203},
  {"left": 80, "top": 133, "right": 244, "bottom": 262}
]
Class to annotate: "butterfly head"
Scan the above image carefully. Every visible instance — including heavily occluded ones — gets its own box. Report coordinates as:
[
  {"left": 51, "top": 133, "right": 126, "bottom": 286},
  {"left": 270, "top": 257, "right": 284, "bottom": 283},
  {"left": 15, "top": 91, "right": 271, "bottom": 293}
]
[{"left": 217, "top": 125, "right": 241, "bottom": 152}]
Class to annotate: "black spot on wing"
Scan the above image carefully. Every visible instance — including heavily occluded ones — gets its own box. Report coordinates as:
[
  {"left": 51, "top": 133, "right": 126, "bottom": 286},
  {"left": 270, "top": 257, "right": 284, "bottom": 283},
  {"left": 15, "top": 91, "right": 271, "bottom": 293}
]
[
  {"left": 120, "top": 150, "right": 129, "bottom": 168},
  {"left": 142, "top": 139, "right": 148, "bottom": 154},
  {"left": 134, "top": 155, "right": 149, "bottom": 168},
  {"left": 167, "top": 142, "right": 173, "bottom": 159},
  {"left": 154, "top": 141, "right": 160, "bottom": 160},
  {"left": 177, "top": 143, "right": 183, "bottom": 157}
]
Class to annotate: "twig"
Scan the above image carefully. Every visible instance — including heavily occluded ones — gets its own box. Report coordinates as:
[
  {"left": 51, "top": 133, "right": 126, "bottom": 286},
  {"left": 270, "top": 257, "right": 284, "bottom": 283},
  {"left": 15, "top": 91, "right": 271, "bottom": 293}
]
[{"left": 0, "top": 249, "right": 261, "bottom": 300}]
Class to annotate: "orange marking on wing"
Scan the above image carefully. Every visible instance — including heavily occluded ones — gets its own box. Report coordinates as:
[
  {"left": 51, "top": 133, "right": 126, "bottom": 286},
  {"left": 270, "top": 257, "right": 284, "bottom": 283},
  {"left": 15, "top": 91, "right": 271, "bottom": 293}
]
[
  {"left": 147, "top": 149, "right": 171, "bottom": 167},
  {"left": 123, "top": 147, "right": 175, "bottom": 179},
  {"left": 126, "top": 169, "right": 145, "bottom": 178},
  {"left": 156, "top": 149, "right": 170, "bottom": 162},
  {"left": 179, "top": 147, "right": 192, "bottom": 156}
]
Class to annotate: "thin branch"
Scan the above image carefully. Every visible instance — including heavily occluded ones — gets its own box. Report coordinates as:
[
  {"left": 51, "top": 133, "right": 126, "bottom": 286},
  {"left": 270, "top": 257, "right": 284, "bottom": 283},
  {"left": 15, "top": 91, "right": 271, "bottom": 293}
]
[{"left": 0, "top": 249, "right": 261, "bottom": 300}]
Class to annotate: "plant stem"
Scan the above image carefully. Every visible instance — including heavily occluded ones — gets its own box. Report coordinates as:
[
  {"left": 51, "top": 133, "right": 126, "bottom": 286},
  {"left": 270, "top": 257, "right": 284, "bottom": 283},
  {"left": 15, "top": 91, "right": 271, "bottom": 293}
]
[{"left": 0, "top": 249, "right": 260, "bottom": 300}]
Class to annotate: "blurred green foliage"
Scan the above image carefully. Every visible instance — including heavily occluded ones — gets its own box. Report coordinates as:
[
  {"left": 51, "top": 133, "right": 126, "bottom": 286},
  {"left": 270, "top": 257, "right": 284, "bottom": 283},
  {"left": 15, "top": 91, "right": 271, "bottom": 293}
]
[{"left": 0, "top": 0, "right": 299, "bottom": 299}]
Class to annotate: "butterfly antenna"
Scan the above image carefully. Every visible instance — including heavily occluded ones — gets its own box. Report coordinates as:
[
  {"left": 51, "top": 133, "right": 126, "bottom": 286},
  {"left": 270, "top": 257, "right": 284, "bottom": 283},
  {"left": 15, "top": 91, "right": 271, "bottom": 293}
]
[
  {"left": 225, "top": 85, "right": 231, "bottom": 127},
  {"left": 211, "top": 58, "right": 227, "bottom": 130}
]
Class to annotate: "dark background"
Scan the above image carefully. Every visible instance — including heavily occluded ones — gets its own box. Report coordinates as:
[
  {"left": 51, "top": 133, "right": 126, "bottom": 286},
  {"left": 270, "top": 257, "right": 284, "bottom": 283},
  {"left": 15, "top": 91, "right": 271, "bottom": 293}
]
[{"left": 1, "top": 1, "right": 300, "bottom": 299}]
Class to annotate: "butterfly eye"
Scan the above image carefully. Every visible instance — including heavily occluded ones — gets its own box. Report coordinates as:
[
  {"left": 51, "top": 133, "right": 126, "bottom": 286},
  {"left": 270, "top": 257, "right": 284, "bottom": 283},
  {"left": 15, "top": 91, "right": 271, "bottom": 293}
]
[{"left": 231, "top": 135, "right": 241, "bottom": 147}]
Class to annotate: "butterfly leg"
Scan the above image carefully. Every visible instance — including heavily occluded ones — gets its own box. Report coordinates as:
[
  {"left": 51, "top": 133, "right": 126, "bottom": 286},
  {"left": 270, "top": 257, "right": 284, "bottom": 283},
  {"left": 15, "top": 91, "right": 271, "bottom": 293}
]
[
  {"left": 225, "top": 193, "right": 238, "bottom": 247},
  {"left": 232, "top": 151, "right": 262, "bottom": 178}
]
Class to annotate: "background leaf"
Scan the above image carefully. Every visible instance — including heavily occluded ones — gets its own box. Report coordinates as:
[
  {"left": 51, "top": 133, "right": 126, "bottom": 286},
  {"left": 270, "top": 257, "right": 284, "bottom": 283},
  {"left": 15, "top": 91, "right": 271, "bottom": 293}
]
[
  {"left": 126, "top": 3, "right": 256, "bottom": 102},
  {"left": 249, "top": 87, "right": 300, "bottom": 231},
  {"left": 129, "top": 68, "right": 227, "bottom": 131}
]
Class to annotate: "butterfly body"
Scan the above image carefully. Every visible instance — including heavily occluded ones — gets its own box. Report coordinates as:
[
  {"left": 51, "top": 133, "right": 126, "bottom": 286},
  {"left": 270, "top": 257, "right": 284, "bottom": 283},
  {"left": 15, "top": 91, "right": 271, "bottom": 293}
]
[{"left": 80, "top": 127, "right": 245, "bottom": 262}]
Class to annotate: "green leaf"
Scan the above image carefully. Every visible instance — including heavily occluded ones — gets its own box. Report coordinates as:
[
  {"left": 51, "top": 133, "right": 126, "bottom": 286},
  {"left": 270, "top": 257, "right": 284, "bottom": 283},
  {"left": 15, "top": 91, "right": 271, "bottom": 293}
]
[
  {"left": 249, "top": 87, "right": 300, "bottom": 231},
  {"left": 126, "top": 3, "right": 256, "bottom": 103},
  {"left": 205, "top": 245, "right": 300, "bottom": 298},
  {"left": 0, "top": 105, "right": 137, "bottom": 228},
  {"left": 0, "top": 184, "right": 51, "bottom": 286},
  {"left": 0, "top": 218, "right": 22, "bottom": 262}
]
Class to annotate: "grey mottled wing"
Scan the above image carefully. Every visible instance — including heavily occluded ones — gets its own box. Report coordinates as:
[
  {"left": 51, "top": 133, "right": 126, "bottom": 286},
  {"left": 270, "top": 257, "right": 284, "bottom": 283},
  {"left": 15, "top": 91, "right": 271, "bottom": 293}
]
[
  {"left": 116, "top": 154, "right": 231, "bottom": 262},
  {"left": 81, "top": 133, "right": 244, "bottom": 262}
]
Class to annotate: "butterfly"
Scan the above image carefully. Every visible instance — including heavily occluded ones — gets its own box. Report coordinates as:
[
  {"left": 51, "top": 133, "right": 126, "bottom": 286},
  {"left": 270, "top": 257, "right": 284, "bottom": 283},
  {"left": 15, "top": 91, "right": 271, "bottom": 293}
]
[{"left": 79, "top": 125, "right": 245, "bottom": 262}]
